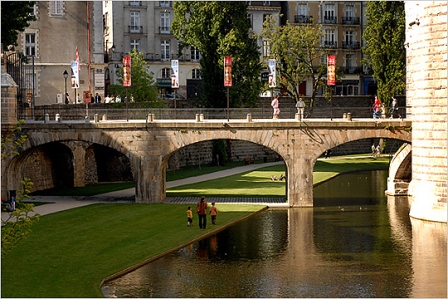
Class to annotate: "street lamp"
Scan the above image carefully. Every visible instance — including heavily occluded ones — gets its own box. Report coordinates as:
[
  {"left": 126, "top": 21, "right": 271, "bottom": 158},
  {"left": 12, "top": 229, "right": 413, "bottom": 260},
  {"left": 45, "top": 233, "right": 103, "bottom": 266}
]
[{"left": 63, "top": 70, "right": 68, "bottom": 103}]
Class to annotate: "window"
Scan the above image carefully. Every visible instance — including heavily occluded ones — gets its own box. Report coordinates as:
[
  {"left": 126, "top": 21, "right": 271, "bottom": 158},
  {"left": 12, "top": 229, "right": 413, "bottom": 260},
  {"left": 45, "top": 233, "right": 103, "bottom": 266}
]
[
  {"left": 263, "top": 40, "right": 270, "bottom": 57},
  {"left": 130, "top": 39, "right": 140, "bottom": 52},
  {"left": 263, "top": 1, "right": 270, "bottom": 6},
  {"left": 129, "top": 1, "right": 140, "bottom": 6},
  {"left": 161, "top": 40, "right": 170, "bottom": 61},
  {"left": 345, "top": 5, "right": 354, "bottom": 18},
  {"left": 263, "top": 14, "right": 271, "bottom": 27},
  {"left": 190, "top": 46, "right": 200, "bottom": 61},
  {"left": 30, "top": 3, "right": 38, "bottom": 18},
  {"left": 247, "top": 13, "right": 253, "bottom": 29},
  {"left": 345, "top": 30, "right": 353, "bottom": 44},
  {"left": 345, "top": 54, "right": 354, "bottom": 69},
  {"left": 161, "top": 67, "right": 171, "bottom": 78},
  {"left": 297, "top": 3, "right": 307, "bottom": 16},
  {"left": 192, "top": 69, "right": 201, "bottom": 79},
  {"left": 130, "top": 11, "right": 141, "bottom": 33},
  {"left": 324, "top": 4, "right": 336, "bottom": 23},
  {"left": 25, "top": 33, "right": 36, "bottom": 56},
  {"left": 160, "top": 1, "right": 170, "bottom": 8},
  {"left": 49, "top": 1, "right": 63, "bottom": 16},
  {"left": 160, "top": 12, "right": 170, "bottom": 34}
]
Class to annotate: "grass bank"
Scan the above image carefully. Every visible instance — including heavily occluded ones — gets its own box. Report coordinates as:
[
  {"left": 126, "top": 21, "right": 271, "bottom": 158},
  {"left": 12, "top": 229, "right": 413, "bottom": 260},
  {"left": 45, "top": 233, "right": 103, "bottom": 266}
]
[{"left": 1, "top": 204, "right": 263, "bottom": 298}]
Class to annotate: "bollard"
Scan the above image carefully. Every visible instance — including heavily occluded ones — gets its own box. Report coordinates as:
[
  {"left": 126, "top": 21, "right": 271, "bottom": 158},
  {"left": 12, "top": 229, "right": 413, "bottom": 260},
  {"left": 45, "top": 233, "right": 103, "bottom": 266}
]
[
  {"left": 44, "top": 114, "right": 49, "bottom": 122},
  {"left": 94, "top": 114, "right": 99, "bottom": 123},
  {"left": 295, "top": 113, "right": 300, "bottom": 121},
  {"left": 346, "top": 113, "right": 352, "bottom": 121},
  {"left": 147, "top": 114, "right": 153, "bottom": 122},
  {"left": 55, "top": 114, "right": 61, "bottom": 122},
  {"left": 195, "top": 114, "right": 200, "bottom": 122},
  {"left": 343, "top": 113, "right": 347, "bottom": 119},
  {"left": 102, "top": 114, "right": 107, "bottom": 121},
  {"left": 246, "top": 113, "right": 252, "bottom": 122},
  {"left": 200, "top": 113, "right": 204, "bottom": 121}
]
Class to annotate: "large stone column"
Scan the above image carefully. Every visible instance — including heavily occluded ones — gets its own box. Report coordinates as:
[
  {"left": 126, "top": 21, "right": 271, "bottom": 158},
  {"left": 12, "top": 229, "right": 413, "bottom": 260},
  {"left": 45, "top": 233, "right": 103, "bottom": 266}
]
[
  {"left": 405, "top": 1, "right": 447, "bottom": 222},
  {"left": 287, "top": 156, "right": 314, "bottom": 207},
  {"left": 133, "top": 154, "right": 165, "bottom": 203}
]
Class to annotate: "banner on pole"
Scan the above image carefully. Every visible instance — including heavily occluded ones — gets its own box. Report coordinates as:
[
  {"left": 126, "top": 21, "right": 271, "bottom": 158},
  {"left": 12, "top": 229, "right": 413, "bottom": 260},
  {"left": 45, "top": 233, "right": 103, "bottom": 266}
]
[
  {"left": 123, "top": 55, "right": 131, "bottom": 87},
  {"left": 268, "top": 59, "right": 276, "bottom": 88},
  {"left": 75, "top": 46, "right": 80, "bottom": 70},
  {"left": 70, "top": 61, "right": 79, "bottom": 88},
  {"left": 224, "top": 56, "right": 232, "bottom": 87},
  {"left": 171, "top": 60, "right": 179, "bottom": 88},
  {"left": 327, "top": 55, "right": 336, "bottom": 86}
]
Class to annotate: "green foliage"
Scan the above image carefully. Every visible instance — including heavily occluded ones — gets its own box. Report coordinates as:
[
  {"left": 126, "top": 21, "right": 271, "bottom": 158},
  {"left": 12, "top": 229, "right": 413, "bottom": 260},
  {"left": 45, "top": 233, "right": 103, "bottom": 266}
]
[
  {"left": 109, "top": 48, "right": 164, "bottom": 107},
  {"left": 260, "top": 16, "right": 340, "bottom": 107},
  {"left": 1, "top": 120, "right": 27, "bottom": 160},
  {"left": 1, "top": 1, "right": 36, "bottom": 50},
  {"left": 363, "top": 1, "right": 406, "bottom": 107},
  {"left": 1, "top": 121, "right": 40, "bottom": 256},
  {"left": 172, "top": 1, "right": 262, "bottom": 108}
]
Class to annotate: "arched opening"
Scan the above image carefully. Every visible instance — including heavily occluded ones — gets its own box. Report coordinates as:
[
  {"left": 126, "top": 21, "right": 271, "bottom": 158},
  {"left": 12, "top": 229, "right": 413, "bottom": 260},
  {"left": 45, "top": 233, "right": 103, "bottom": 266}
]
[{"left": 90, "top": 144, "right": 133, "bottom": 183}]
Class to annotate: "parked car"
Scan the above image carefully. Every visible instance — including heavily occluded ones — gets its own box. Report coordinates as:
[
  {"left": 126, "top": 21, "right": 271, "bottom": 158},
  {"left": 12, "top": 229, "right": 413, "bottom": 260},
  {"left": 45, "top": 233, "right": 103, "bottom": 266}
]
[{"left": 159, "top": 93, "right": 186, "bottom": 101}]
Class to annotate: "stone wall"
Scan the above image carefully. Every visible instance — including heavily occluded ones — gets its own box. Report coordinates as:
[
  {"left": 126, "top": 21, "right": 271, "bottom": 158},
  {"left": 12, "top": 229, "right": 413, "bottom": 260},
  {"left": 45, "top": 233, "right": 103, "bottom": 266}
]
[{"left": 405, "top": 1, "right": 447, "bottom": 222}]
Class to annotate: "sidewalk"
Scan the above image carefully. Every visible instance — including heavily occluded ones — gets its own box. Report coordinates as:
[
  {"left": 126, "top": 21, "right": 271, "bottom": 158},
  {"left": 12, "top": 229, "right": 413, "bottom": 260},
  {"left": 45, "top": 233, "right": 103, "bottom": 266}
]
[{"left": 2, "top": 161, "right": 285, "bottom": 220}]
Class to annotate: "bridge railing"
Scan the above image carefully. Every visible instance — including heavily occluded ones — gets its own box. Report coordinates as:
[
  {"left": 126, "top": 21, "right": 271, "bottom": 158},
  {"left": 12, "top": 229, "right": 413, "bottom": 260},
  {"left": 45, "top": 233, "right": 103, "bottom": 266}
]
[{"left": 19, "top": 105, "right": 408, "bottom": 122}]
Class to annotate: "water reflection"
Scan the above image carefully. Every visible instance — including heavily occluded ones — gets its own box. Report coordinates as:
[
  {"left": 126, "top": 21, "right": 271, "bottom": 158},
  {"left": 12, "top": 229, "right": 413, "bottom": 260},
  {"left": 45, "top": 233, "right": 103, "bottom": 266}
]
[{"left": 102, "top": 171, "right": 447, "bottom": 298}]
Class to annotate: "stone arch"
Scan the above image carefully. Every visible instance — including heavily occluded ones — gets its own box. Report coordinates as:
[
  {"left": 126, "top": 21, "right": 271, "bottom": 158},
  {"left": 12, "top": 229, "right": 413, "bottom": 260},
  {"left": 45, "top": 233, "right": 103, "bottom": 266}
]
[
  {"left": 386, "top": 143, "right": 412, "bottom": 196},
  {"left": 6, "top": 142, "right": 74, "bottom": 194}
]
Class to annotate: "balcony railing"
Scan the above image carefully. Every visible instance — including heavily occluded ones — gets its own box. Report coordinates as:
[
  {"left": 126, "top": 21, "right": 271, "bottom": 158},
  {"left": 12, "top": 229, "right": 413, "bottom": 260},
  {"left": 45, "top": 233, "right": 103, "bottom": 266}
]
[
  {"left": 145, "top": 53, "right": 200, "bottom": 62},
  {"left": 323, "top": 16, "right": 337, "bottom": 24},
  {"left": 159, "top": 26, "right": 172, "bottom": 34},
  {"left": 341, "top": 17, "right": 360, "bottom": 25},
  {"left": 342, "top": 41, "right": 361, "bottom": 50},
  {"left": 294, "top": 15, "right": 313, "bottom": 24},
  {"left": 343, "top": 67, "right": 362, "bottom": 74},
  {"left": 323, "top": 41, "right": 338, "bottom": 48},
  {"left": 129, "top": 25, "right": 143, "bottom": 34}
]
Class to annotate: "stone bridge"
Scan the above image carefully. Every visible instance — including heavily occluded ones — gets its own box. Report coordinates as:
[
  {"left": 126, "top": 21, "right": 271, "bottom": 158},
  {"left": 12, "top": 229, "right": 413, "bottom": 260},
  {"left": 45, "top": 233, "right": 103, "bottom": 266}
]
[{"left": 2, "top": 118, "right": 412, "bottom": 206}]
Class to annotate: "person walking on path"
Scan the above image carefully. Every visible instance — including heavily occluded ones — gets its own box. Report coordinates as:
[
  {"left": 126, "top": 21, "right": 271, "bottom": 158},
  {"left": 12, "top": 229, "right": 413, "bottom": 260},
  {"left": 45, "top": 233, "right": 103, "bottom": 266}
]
[
  {"left": 296, "top": 97, "right": 305, "bottom": 121},
  {"left": 65, "top": 93, "right": 71, "bottom": 104},
  {"left": 187, "top": 206, "right": 193, "bottom": 227},
  {"left": 196, "top": 196, "right": 208, "bottom": 229},
  {"left": 210, "top": 202, "right": 218, "bottom": 225},
  {"left": 271, "top": 94, "right": 280, "bottom": 119}
]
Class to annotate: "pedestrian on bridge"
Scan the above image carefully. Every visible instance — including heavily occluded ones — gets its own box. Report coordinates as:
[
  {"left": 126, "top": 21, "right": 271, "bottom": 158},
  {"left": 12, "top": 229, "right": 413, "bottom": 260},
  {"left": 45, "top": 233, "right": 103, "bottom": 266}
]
[
  {"left": 271, "top": 94, "right": 280, "bottom": 119},
  {"left": 296, "top": 98, "right": 305, "bottom": 121},
  {"left": 196, "top": 196, "right": 208, "bottom": 229}
]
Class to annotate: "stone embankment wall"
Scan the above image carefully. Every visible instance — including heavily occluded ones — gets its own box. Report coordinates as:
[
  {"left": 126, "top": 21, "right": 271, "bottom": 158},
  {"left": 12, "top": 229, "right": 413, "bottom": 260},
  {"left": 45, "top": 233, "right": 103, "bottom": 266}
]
[{"left": 405, "top": 1, "right": 447, "bottom": 222}]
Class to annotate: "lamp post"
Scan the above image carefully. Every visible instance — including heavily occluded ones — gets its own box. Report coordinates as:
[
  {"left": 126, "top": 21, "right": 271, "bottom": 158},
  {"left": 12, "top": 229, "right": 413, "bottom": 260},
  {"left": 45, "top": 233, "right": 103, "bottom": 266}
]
[{"left": 63, "top": 70, "right": 68, "bottom": 103}]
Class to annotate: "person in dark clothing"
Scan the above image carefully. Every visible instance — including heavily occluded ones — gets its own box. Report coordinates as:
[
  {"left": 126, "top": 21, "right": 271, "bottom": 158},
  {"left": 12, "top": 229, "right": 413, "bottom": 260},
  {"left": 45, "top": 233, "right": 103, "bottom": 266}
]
[{"left": 196, "top": 196, "right": 208, "bottom": 229}]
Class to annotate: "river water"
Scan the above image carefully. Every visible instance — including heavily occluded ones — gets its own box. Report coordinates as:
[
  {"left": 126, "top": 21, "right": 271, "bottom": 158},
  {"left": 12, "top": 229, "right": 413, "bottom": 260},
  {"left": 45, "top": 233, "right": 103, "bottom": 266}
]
[{"left": 102, "top": 170, "right": 447, "bottom": 298}]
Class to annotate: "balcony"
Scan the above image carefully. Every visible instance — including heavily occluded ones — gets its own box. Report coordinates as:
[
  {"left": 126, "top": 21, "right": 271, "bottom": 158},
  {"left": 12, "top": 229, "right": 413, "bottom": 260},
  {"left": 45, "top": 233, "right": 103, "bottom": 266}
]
[
  {"left": 159, "top": 26, "right": 172, "bottom": 34},
  {"left": 341, "top": 17, "right": 360, "bottom": 25},
  {"left": 323, "top": 41, "right": 338, "bottom": 49},
  {"left": 342, "top": 41, "right": 361, "bottom": 50},
  {"left": 323, "top": 16, "right": 337, "bottom": 24},
  {"left": 294, "top": 15, "right": 313, "bottom": 24},
  {"left": 343, "top": 67, "right": 361, "bottom": 74},
  {"left": 129, "top": 25, "right": 143, "bottom": 34}
]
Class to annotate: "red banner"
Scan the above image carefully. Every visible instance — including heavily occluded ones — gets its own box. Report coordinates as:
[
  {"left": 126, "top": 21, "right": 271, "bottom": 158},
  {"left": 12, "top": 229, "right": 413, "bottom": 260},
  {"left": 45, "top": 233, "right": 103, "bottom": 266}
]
[
  {"left": 224, "top": 56, "right": 232, "bottom": 87},
  {"left": 123, "top": 56, "right": 131, "bottom": 87},
  {"left": 327, "top": 55, "right": 336, "bottom": 86}
]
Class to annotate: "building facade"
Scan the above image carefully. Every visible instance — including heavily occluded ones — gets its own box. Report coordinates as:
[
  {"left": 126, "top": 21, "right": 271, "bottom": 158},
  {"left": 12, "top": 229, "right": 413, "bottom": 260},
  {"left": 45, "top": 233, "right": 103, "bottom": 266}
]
[
  {"left": 15, "top": 1, "right": 104, "bottom": 106},
  {"left": 285, "top": 1, "right": 373, "bottom": 96}
]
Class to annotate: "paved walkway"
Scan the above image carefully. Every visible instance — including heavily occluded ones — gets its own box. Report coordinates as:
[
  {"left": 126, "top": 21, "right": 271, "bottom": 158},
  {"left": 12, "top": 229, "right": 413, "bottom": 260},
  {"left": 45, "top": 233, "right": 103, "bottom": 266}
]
[{"left": 2, "top": 161, "right": 286, "bottom": 220}]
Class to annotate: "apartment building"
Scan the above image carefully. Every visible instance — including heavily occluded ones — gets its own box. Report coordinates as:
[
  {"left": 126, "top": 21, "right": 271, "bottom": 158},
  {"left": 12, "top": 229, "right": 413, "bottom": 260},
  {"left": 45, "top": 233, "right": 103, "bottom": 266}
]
[
  {"left": 15, "top": 1, "right": 104, "bottom": 106},
  {"left": 286, "top": 1, "right": 374, "bottom": 96}
]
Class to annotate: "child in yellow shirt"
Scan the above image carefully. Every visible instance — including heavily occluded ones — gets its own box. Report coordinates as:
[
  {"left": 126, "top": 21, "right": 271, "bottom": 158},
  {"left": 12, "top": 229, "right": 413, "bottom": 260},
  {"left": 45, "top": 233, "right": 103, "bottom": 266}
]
[{"left": 187, "top": 206, "right": 193, "bottom": 227}]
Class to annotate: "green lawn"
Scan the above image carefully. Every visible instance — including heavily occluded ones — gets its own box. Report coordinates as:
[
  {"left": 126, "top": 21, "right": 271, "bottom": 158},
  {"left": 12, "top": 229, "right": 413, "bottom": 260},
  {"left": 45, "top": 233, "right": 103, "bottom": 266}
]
[{"left": 2, "top": 155, "right": 390, "bottom": 297}]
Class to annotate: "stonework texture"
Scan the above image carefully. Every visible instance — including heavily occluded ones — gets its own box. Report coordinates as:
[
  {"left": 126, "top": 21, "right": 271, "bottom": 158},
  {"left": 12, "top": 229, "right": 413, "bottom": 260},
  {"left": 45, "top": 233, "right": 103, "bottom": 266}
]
[{"left": 405, "top": 1, "right": 447, "bottom": 222}]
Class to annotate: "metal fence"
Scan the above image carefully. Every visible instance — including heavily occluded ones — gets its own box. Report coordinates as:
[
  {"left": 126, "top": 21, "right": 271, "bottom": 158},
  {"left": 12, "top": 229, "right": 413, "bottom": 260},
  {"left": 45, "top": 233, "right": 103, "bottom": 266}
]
[{"left": 20, "top": 105, "right": 408, "bottom": 122}]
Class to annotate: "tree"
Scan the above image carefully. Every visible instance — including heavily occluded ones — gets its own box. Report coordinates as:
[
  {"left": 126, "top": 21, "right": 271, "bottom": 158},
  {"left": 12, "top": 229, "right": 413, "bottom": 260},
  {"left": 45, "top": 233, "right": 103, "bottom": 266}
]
[
  {"left": 108, "top": 48, "right": 164, "bottom": 107},
  {"left": 1, "top": 1, "right": 36, "bottom": 50},
  {"left": 172, "top": 1, "right": 262, "bottom": 108},
  {"left": 260, "top": 15, "right": 342, "bottom": 107},
  {"left": 363, "top": 1, "right": 406, "bottom": 107},
  {"left": 1, "top": 120, "right": 40, "bottom": 256}
]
